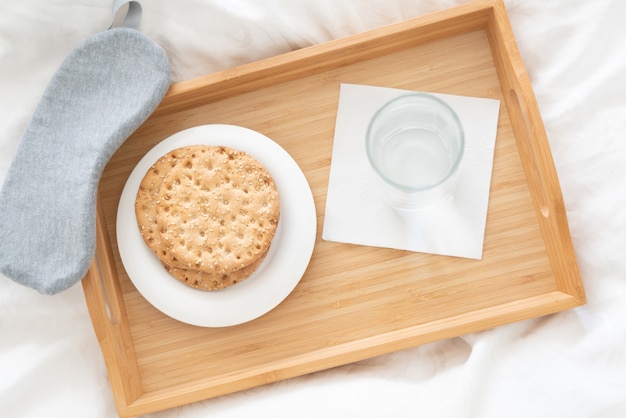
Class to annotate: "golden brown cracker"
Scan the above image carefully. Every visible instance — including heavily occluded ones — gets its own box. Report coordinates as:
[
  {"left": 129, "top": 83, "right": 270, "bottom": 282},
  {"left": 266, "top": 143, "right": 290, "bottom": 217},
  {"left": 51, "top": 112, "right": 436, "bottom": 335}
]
[
  {"left": 135, "top": 144, "right": 280, "bottom": 279},
  {"left": 155, "top": 145, "right": 280, "bottom": 274},
  {"left": 163, "top": 246, "right": 269, "bottom": 291}
]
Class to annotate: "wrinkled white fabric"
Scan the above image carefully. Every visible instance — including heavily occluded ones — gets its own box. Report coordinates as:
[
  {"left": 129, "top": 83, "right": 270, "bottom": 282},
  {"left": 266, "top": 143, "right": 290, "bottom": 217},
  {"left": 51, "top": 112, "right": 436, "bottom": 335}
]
[{"left": 1, "top": 0, "right": 625, "bottom": 417}]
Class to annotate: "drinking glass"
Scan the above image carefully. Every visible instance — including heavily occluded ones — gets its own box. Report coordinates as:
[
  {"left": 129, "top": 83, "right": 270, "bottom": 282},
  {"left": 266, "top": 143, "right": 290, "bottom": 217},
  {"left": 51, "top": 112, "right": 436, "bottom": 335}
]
[{"left": 366, "top": 93, "right": 464, "bottom": 210}]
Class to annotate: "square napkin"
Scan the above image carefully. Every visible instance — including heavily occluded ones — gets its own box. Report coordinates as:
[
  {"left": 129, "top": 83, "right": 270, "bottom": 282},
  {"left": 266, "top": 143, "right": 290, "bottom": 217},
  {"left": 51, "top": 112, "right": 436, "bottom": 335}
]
[{"left": 322, "top": 83, "right": 501, "bottom": 259}]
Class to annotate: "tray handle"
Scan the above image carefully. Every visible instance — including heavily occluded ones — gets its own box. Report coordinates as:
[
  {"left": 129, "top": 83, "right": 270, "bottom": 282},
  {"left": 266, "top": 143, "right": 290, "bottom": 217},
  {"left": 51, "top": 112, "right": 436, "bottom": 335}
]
[
  {"left": 491, "top": 0, "right": 585, "bottom": 302},
  {"left": 82, "top": 199, "right": 143, "bottom": 412}
]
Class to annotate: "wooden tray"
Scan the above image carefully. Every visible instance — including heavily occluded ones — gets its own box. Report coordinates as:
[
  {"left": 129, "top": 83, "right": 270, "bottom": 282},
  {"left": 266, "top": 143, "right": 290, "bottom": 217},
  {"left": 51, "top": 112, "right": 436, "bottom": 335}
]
[{"left": 82, "top": 0, "right": 585, "bottom": 416}]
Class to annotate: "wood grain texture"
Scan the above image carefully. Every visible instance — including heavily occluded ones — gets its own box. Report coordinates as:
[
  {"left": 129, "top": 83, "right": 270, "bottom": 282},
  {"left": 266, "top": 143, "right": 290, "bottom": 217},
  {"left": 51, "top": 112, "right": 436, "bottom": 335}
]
[{"left": 82, "top": 0, "right": 585, "bottom": 416}]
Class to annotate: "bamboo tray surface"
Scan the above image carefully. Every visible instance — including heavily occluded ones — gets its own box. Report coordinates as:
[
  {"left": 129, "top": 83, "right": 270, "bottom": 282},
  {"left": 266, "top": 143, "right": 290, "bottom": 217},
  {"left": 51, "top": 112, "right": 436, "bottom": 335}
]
[{"left": 82, "top": 0, "right": 585, "bottom": 416}]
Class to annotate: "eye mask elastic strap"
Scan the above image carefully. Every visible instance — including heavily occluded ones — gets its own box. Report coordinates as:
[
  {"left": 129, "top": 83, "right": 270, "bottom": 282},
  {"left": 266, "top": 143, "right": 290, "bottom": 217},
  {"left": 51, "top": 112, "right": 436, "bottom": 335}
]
[{"left": 111, "top": 0, "right": 143, "bottom": 30}]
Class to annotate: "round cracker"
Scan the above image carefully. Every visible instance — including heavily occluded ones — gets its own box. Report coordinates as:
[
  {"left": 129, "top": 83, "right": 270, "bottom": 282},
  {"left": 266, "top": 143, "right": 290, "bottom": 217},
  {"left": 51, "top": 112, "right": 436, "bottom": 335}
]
[
  {"left": 154, "top": 145, "right": 280, "bottom": 274},
  {"left": 163, "top": 246, "right": 269, "bottom": 291}
]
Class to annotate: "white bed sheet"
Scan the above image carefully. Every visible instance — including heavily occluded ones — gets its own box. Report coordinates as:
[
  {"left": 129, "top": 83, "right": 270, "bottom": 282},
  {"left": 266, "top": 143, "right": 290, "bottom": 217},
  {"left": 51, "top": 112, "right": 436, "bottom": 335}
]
[{"left": 1, "top": 1, "right": 625, "bottom": 417}]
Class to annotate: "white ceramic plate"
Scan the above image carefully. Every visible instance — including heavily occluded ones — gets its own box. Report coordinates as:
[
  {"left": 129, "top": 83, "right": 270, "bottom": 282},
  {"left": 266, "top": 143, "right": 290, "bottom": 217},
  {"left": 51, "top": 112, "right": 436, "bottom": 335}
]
[{"left": 116, "top": 124, "right": 316, "bottom": 327}]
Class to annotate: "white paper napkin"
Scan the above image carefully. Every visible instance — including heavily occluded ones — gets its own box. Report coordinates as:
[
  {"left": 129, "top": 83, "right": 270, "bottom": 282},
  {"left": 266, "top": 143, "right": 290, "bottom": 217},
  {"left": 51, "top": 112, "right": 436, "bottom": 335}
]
[{"left": 322, "top": 83, "right": 501, "bottom": 259}]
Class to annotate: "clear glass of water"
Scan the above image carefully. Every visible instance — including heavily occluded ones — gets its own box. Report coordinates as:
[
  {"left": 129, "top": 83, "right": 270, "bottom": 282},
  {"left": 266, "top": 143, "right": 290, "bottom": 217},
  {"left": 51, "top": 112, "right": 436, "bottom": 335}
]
[{"left": 366, "top": 93, "right": 464, "bottom": 211}]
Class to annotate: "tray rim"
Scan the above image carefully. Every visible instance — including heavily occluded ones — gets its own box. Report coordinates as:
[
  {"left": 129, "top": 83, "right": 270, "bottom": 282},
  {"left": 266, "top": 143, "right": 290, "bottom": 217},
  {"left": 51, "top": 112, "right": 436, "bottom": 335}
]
[{"left": 82, "top": 0, "right": 586, "bottom": 416}]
